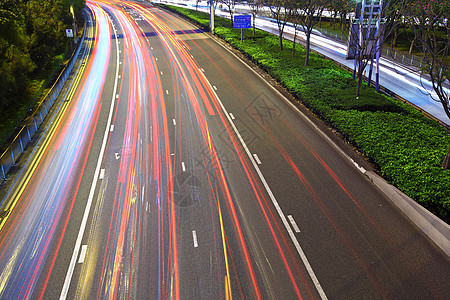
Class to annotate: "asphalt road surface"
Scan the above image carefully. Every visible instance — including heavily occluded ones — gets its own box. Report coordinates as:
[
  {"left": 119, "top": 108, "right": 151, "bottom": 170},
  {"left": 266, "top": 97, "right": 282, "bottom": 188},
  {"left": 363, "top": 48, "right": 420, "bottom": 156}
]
[{"left": 0, "top": 1, "right": 449, "bottom": 299}]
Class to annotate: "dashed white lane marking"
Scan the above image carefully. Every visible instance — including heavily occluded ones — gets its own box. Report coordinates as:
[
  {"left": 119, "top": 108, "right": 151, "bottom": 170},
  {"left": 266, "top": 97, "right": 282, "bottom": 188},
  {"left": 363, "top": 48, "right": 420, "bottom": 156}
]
[
  {"left": 200, "top": 66, "right": 328, "bottom": 299},
  {"left": 182, "top": 162, "right": 186, "bottom": 172},
  {"left": 110, "top": 125, "right": 114, "bottom": 132},
  {"left": 61, "top": 16, "right": 122, "bottom": 298},
  {"left": 253, "top": 154, "right": 262, "bottom": 165},
  {"left": 288, "top": 215, "right": 301, "bottom": 233},
  {"left": 173, "top": 119, "right": 176, "bottom": 125},
  {"left": 78, "top": 245, "right": 87, "bottom": 264},
  {"left": 99, "top": 169, "right": 105, "bottom": 180},
  {"left": 160, "top": 71, "right": 163, "bottom": 75},
  {"left": 229, "top": 113, "right": 235, "bottom": 120},
  {"left": 155, "top": 57, "right": 158, "bottom": 61},
  {"left": 192, "top": 231, "right": 198, "bottom": 248},
  {"left": 166, "top": 90, "right": 169, "bottom": 95}
]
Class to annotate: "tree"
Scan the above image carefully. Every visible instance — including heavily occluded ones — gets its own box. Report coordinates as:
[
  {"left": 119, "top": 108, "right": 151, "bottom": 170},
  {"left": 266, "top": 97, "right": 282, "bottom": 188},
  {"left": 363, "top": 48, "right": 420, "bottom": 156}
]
[
  {"left": 269, "top": 0, "right": 292, "bottom": 51},
  {"left": 296, "top": 0, "right": 330, "bottom": 66},
  {"left": 249, "top": 0, "right": 263, "bottom": 35},
  {"left": 290, "top": 0, "right": 301, "bottom": 57},
  {"left": 220, "top": 0, "right": 238, "bottom": 27},
  {"left": 402, "top": 0, "right": 450, "bottom": 120},
  {"left": 383, "top": 0, "right": 403, "bottom": 48},
  {"left": 0, "top": 0, "right": 85, "bottom": 117},
  {"left": 0, "top": 0, "right": 34, "bottom": 115},
  {"left": 26, "top": 0, "right": 72, "bottom": 70},
  {"left": 327, "top": 0, "right": 351, "bottom": 31}
]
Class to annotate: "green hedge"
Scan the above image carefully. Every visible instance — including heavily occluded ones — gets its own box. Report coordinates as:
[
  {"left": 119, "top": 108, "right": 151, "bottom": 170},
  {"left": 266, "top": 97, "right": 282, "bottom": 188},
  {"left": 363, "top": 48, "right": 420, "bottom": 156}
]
[{"left": 163, "top": 5, "right": 450, "bottom": 222}]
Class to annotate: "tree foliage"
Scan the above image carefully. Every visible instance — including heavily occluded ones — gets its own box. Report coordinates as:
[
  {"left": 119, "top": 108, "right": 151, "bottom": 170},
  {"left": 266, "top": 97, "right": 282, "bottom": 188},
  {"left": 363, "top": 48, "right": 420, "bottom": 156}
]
[
  {"left": 0, "top": 0, "right": 85, "bottom": 119},
  {"left": 294, "top": 0, "right": 330, "bottom": 65},
  {"left": 269, "top": 0, "right": 293, "bottom": 51},
  {"left": 402, "top": 0, "right": 450, "bottom": 119}
]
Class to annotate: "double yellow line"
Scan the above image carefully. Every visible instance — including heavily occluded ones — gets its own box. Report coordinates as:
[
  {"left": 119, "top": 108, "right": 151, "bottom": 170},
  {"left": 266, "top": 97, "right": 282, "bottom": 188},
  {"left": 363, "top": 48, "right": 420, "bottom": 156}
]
[{"left": 0, "top": 32, "right": 94, "bottom": 232}]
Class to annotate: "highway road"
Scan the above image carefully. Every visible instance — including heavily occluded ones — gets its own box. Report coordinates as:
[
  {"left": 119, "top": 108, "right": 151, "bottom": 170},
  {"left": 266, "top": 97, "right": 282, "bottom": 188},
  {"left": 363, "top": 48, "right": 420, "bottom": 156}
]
[{"left": 0, "top": 0, "right": 449, "bottom": 299}]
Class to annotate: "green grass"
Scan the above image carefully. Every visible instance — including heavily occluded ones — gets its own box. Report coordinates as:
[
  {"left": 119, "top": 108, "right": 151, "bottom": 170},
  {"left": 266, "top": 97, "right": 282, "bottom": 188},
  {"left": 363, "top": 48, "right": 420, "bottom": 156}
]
[{"left": 162, "top": 4, "right": 450, "bottom": 223}]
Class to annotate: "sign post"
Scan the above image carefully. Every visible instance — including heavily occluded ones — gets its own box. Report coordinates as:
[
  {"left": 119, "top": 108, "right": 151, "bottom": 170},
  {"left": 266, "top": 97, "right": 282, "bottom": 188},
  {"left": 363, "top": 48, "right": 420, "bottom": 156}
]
[{"left": 234, "top": 15, "right": 251, "bottom": 42}]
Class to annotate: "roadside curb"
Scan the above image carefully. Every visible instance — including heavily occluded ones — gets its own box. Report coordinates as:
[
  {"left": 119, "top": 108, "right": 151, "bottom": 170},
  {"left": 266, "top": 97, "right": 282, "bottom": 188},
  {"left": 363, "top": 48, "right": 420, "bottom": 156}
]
[{"left": 366, "top": 171, "right": 450, "bottom": 257}]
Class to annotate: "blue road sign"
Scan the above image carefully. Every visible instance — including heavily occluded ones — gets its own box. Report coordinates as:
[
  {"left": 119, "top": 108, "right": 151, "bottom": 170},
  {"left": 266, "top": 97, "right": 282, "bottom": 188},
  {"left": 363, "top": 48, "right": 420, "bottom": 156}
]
[{"left": 234, "top": 15, "right": 251, "bottom": 29}]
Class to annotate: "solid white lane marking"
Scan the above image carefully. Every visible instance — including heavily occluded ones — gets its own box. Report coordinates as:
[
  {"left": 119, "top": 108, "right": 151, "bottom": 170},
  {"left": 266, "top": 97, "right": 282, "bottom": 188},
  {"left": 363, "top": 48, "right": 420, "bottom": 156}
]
[
  {"left": 61, "top": 10, "right": 122, "bottom": 299},
  {"left": 199, "top": 68, "right": 328, "bottom": 300},
  {"left": 229, "top": 113, "right": 235, "bottom": 120},
  {"left": 253, "top": 154, "right": 262, "bottom": 165},
  {"left": 192, "top": 231, "right": 198, "bottom": 248},
  {"left": 288, "top": 215, "right": 301, "bottom": 233},
  {"left": 182, "top": 162, "right": 186, "bottom": 172},
  {"left": 78, "top": 245, "right": 87, "bottom": 263},
  {"left": 99, "top": 169, "right": 105, "bottom": 180},
  {"left": 173, "top": 119, "right": 176, "bottom": 125}
]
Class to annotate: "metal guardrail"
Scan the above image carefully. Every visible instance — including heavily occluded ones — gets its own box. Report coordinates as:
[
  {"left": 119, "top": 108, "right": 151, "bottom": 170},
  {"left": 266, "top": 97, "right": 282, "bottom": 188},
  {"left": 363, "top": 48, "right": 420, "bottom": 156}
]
[{"left": 0, "top": 18, "right": 87, "bottom": 182}]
